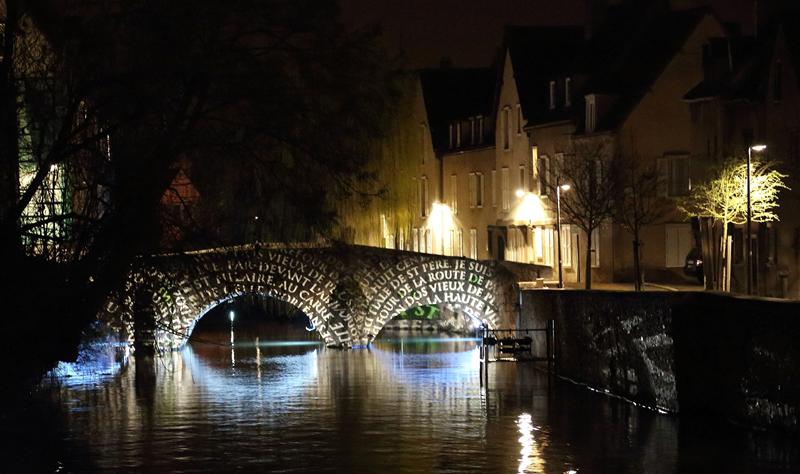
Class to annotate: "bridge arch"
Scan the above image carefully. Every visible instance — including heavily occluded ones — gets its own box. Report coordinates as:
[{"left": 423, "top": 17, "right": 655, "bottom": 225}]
[{"left": 100, "top": 245, "right": 513, "bottom": 350}]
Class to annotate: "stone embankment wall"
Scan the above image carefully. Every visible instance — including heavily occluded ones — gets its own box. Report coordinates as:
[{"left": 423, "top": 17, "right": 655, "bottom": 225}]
[{"left": 522, "top": 290, "right": 800, "bottom": 431}]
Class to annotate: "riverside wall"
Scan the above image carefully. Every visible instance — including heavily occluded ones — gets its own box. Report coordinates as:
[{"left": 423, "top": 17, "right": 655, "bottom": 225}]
[{"left": 521, "top": 290, "right": 800, "bottom": 431}]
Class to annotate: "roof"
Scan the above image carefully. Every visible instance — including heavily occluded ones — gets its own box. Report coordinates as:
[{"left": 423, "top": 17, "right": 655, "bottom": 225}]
[
  {"left": 683, "top": 36, "right": 761, "bottom": 102},
  {"left": 580, "top": 6, "right": 713, "bottom": 131},
  {"left": 419, "top": 67, "right": 496, "bottom": 150},
  {"left": 502, "top": 25, "right": 586, "bottom": 126}
]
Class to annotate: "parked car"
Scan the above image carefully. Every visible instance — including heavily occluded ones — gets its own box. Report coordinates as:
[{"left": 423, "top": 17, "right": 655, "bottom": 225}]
[{"left": 683, "top": 247, "right": 704, "bottom": 284}]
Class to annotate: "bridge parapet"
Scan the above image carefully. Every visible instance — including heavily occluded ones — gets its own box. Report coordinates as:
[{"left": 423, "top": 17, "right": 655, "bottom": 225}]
[{"left": 100, "top": 244, "right": 528, "bottom": 349}]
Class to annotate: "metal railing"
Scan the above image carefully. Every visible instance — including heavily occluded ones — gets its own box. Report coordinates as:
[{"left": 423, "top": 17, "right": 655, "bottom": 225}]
[{"left": 479, "top": 320, "right": 556, "bottom": 385}]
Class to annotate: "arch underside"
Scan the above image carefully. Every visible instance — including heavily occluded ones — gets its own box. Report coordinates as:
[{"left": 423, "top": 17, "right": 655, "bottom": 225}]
[{"left": 101, "top": 246, "right": 504, "bottom": 350}]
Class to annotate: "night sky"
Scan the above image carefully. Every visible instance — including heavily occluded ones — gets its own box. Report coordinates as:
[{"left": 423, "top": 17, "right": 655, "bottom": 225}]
[{"left": 341, "top": 0, "right": 754, "bottom": 68}]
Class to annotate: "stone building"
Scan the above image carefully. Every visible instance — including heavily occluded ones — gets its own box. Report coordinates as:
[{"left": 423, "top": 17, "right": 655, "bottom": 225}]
[
  {"left": 419, "top": 66, "right": 496, "bottom": 259},
  {"left": 342, "top": 0, "right": 800, "bottom": 298},
  {"left": 683, "top": 14, "right": 800, "bottom": 297}
]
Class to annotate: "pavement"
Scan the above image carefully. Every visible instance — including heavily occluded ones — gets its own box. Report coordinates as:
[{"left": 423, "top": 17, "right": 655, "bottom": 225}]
[{"left": 520, "top": 280, "right": 706, "bottom": 292}]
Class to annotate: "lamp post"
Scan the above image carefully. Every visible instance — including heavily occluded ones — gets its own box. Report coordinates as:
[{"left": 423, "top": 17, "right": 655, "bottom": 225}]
[
  {"left": 746, "top": 144, "right": 766, "bottom": 295},
  {"left": 556, "top": 179, "right": 571, "bottom": 289}
]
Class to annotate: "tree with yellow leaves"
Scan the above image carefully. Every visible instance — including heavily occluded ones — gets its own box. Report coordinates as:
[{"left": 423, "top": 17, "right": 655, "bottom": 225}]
[{"left": 679, "top": 159, "right": 788, "bottom": 290}]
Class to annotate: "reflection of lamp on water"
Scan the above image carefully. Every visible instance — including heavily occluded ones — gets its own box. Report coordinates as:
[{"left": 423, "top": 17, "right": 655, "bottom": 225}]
[
  {"left": 516, "top": 413, "right": 545, "bottom": 473},
  {"left": 746, "top": 144, "right": 766, "bottom": 295},
  {"left": 229, "top": 310, "right": 235, "bottom": 344},
  {"left": 229, "top": 310, "right": 236, "bottom": 366}
]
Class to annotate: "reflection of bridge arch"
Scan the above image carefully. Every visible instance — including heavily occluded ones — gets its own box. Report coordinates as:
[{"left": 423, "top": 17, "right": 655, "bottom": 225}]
[{"left": 100, "top": 244, "right": 521, "bottom": 350}]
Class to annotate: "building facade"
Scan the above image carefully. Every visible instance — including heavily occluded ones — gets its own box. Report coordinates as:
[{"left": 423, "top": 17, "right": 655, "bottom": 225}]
[{"left": 344, "top": 2, "right": 800, "bottom": 298}]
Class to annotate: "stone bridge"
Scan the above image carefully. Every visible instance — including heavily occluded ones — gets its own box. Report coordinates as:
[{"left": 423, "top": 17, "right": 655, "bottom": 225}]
[{"left": 100, "top": 244, "right": 539, "bottom": 350}]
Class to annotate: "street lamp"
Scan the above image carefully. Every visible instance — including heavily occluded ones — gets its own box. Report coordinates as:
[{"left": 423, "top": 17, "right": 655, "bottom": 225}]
[
  {"left": 746, "top": 144, "right": 766, "bottom": 295},
  {"left": 556, "top": 179, "right": 571, "bottom": 289}
]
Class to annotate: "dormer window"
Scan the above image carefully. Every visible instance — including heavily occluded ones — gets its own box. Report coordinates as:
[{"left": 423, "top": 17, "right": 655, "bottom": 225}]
[
  {"left": 586, "top": 94, "right": 596, "bottom": 133},
  {"left": 549, "top": 81, "right": 556, "bottom": 110},
  {"left": 470, "top": 118, "right": 476, "bottom": 145},
  {"left": 478, "top": 116, "right": 484, "bottom": 144},
  {"left": 448, "top": 124, "right": 454, "bottom": 149},
  {"left": 456, "top": 122, "right": 462, "bottom": 148},
  {"left": 565, "top": 77, "right": 572, "bottom": 107}
]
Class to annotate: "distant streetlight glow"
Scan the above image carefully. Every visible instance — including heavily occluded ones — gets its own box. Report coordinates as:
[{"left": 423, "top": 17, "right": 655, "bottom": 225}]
[
  {"left": 229, "top": 310, "right": 235, "bottom": 322},
  {"left": 428, "top": 201, "right": 455, "bottom": 255}
]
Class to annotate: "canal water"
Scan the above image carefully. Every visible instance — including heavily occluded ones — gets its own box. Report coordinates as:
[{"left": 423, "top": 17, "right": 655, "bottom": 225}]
[{"left": 4, "top": 319, "right": 799, "bottom": 473}]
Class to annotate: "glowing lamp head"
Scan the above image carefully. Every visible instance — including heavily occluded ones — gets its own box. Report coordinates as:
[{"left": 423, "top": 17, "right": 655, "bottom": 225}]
[
  {"left": 229, "top": 310, "right": 235, "bottom": 322},
  {"left": 559, "top": 184, "right": 571, "bottom": 192},
  {"left": 515, "top": 189, "right": 526, "bottom": 198},
  {"left": 750, "top": 144, "right": 767, "bottom": 152}
]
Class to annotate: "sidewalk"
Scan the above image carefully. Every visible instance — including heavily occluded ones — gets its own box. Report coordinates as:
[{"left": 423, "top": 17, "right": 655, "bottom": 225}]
[{"left": 520, "top": 281, "right": 705, "bottom": 292}]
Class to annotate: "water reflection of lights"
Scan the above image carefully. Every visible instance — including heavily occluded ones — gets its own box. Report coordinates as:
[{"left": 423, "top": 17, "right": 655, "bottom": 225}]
[
  {"left": 180, "top": 345, "right": 320, "bottom": 408},
  {"left": 517, "top": 413, "right": 544, "bottom": 474},
  {"left": 48, "top": 343, "right": 129, "bottom": 388}
]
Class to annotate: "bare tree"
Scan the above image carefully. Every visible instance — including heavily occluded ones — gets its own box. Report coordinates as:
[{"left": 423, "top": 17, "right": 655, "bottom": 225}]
[
  {"left": 615, "top": 155, "right": 670, "bottom": 291},
  {"left": 552, "top": 140, "right": 616, "bottom": 289},
  {"left": 0, "top": 0, "right": 403, "bottom": 385}
]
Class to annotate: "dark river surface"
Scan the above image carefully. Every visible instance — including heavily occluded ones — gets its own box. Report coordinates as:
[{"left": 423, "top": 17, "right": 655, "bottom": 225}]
[{"left": 4, "top": 320, "right": 799, "bottom": 473}]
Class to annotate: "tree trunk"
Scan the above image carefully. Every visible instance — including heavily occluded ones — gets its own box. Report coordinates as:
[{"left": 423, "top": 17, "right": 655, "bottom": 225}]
[
  {"left": 585, "top": 236, "right": 592, "bottom": 290},
  {"left": 632, "top": 237, "right": 642, "bottom": 291},
  {"left": 720, "top": 221, "right": 729, "bottom": 291},
  {"left": 699, "top": 218, "right": 715, "bottom": 290}
]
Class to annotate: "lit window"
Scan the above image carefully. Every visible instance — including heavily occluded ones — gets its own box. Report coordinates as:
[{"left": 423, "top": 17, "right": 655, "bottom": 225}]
[
  {"left": 561, "top": 224, "right": 572, "bottom": 267},
  {"left": 591, "top": 228, "right": 600, "bottom": 268},
  {"left": 420, "top": 176, "right": 429, "bottom": 217},
  {"left": 449, "top": 174, "right": 458, "bottom": 214},
  {"left": 501, "top": 167, "right": 510, "bottom": 210},
  {"left": 470, "top": 118, "right": 476, "bottom": 145},
  {"left": 491, "top": 169, "right": 497, "bottom": 207},
  {"left": 469, "top": 172, "right": 485, "bottom": 208},
  {"left": 586, "top": 95, "right": 596, "bottom": 132},
  {"left": 538, "top": 155, "right": 549, "bottom": 196},
  {"left": 657, "top": 154, "right": 690, "bottom": 197},
  {"left": 425, "top": 228, "right": 432, "bottom": 253},
  {"left": 448, "top": 124, "right": 454, "bottom": 149},
  {"left": 470, "top": 228, "right": 478, "bottom": 259}
]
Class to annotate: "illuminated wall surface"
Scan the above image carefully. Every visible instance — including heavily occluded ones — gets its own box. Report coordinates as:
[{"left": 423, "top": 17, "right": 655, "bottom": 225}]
[{"left": 101, "top": 245, "right": 514, "bottom": 349}]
